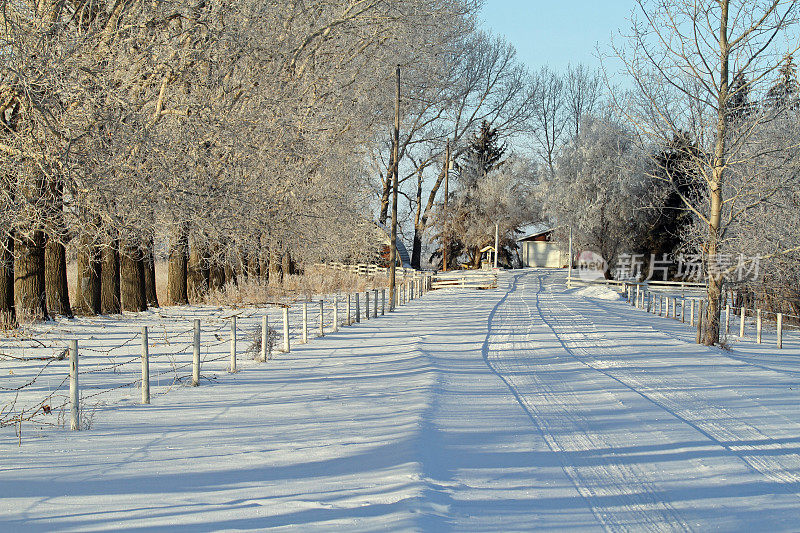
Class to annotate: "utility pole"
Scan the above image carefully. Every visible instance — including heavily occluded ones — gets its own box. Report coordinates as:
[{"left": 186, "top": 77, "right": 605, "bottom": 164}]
[
  {"left": 442, "top": 139, "right": 450, "bottom": 272},
  {"left": 389, "top": 66, "right": 400, "bottom": 310}
]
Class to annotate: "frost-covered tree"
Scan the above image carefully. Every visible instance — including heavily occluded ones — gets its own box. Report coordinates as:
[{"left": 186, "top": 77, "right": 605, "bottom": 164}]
[
  {"left": 432, "top": 123, "right": 538, "bottom": 269},
  {"left": 542, "top": 116, "right": 650, "bottom": 275},
  {"left": 615, "top": 0, "right": 800, "bottom": 345}
]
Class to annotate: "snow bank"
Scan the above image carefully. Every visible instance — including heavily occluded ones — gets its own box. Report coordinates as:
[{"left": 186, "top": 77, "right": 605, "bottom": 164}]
[{"left": 572, "top": 284, "right": 622, "bottom": 300}]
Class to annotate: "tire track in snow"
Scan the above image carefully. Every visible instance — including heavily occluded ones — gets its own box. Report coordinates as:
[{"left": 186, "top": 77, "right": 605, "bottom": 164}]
[
  {"left": 534, "top": 272, "right": 800, "bottom": 500},
  {"left": 483, "top": 272, "right": 692, "bottom": 532}
]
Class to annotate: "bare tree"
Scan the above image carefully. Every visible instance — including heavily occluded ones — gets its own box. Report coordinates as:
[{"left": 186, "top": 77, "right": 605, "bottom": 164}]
[
  {"left": 565, "top": 63, "right": 604, "bottom": 140},
  {"left": 616, "top": 0, "right": 800, "bottom": 345},
  {"left": 530, "top": 67, "right": 568, "bottom": 176}
]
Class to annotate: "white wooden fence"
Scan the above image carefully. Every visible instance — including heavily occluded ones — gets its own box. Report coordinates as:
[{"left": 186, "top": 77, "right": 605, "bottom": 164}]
[
  {"left": 431, "top": 269, "right": 498, "bottom": 290},
  {"left": 623, "top": 283, "right": 800, "bottom": 349},
  {"left": 319, "top": 262, "right": 422, "bottom": 279}
]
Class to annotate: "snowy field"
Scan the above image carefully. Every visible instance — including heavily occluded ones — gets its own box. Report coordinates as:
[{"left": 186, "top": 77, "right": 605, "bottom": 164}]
[{"left": 2, "top": 269, "right": 800, "bottom": 531}]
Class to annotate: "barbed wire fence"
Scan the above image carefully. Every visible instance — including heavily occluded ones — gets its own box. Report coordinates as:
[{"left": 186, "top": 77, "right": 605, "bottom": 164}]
[{"left": 0, "top": 274, "right": 432, "bottom": 445}]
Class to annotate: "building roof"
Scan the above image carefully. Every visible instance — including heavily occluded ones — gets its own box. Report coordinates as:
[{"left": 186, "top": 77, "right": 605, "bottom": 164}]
[{"left": 517, "top": 223, "right": 556, "bottom": 242}]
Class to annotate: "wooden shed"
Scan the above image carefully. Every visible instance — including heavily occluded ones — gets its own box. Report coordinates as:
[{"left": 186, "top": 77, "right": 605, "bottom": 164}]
[{"left": 517, "top": 228, "right": 568, "bottom": 268}]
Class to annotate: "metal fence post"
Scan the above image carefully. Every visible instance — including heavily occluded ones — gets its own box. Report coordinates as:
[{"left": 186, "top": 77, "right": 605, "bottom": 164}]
[
  {"left": 192, "top": 319, "right": 201, "bottom": 386},
  {"left": 319, "top": 300, "right": 324, "bottom": 337},
  {"left": 302, "top": 302, "right": 308, "bottom": 343},
  {"left": 70, "top": 339, "right": 79, "bottom": 431},
  {"left": 757, "top": 309, "right": 762, "bottom": 344},
  {"left": 141, "top": 327, "right": 150, "bottom": 404},
  {"left": 283, "top": 307, "right": 290, "bottom": 353},
  {"left": 333, "top": 295, "right": 339, "bottom": 332},
  {"left": 261, "top": 315, "right": 269, "bottom": 361},
  {"left": 230, "top": 316, "right": 237, "bottom": 372}
]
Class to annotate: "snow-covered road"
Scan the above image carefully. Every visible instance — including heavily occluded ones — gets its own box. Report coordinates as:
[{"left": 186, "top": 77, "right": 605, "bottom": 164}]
[{"left": 3, "top": 269, "right": 800, "bottom": 531}]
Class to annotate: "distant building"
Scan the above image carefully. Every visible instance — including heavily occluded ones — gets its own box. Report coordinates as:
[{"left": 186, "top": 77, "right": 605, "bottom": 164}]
[{"left": 517, "top": 227, "right": 568, "bottom": 268}]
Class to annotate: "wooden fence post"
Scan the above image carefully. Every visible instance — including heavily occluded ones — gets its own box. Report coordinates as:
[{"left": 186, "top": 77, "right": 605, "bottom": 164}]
[
  {"left": 283, "top": 307, "right": 290, "bottom": 353},
  {"left": 690, "top": 299, "right": 695, "bottom": 326},
  {"left": 230, "top": 316, "right": 237, "bottom": 373},
  {"left": 347, "top": 294, "right": 351, "bottom": 325},
  {"left": 725, "top": 305, "right": 730, "bottom": 334},
  {"left": 381, "top": 289, "right": 386, "bottom": 315},
  {"left": 70, "top": 339, "right": 79, "bottom": 431},
  {"left": 695, "top": 300, "right": 703, "bottom": 344},
  {"left": 635, "top": 285, "right": 640, "bottom": 307},
  {"left": 672, "top": 297, "right": 677, "bottom": 319},
  {"left": 777, "top": 313, "right": 783, "bottom": 349},
  {"left": 192, "top": 319, "right": 201, "bottom": 386},
  {"left": 365, "top": 291, "right": 370, "bottom": 321},
  {"left": 262, "top": 315, "right": 269, "bottom": 361},
  {"left": 355, "top": 292, "right": 361, "bottom": 323},
  {"left": 374, "top": 289, "right": 378, "bottom": 318},
  {"left": 333, "top": 295, "right": 339, "bottom": 333},
  {"left": 740, "top": 307, "right": 746, "bottom": 338},
  {"left": 319, "top": 300, "right": 324, "bottom": 337},
  {"left": 757, "top": 309, "right": 762, "bottom": 344},
  {"left": 141, "top": 326, "right": 150, "bottom": 404},
  {"left": 302, "top": 302, "right": 308, "bottom": 343}
]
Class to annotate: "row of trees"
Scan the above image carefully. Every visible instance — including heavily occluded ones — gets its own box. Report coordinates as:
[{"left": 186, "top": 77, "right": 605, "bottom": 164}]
[{"left": 0, "top": 0, "right": 482, "bottom": 325}]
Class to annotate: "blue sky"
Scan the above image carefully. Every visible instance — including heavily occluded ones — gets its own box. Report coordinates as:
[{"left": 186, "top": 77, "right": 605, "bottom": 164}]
[{"left": 478, "top": 1, "right": 636, "bottom": 78}]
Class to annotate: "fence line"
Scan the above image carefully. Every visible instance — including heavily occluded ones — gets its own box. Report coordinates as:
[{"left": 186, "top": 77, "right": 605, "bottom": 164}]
[
  {"left": 622, "top": 283, "right": 800, "bottom": 349},
  {"left": 1, "top": 274, "right": 434, "bottom": 438}
]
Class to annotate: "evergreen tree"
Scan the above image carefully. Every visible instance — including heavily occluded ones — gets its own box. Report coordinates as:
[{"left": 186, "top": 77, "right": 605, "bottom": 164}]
[
  {"left": 766, "top": 54, "right": 800, "bottom": 110},
  {"left": 465, "top": 120, "right": 507, "bottom": 180},
  {"left": 640, "top": 132, "right": 705, "bottom": 268},
  {"left": 727, "top": 72, "right": 755, "bottom": 123}
]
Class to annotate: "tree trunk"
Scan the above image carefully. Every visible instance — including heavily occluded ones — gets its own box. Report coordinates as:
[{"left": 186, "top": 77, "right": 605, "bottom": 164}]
[
  {"left": 120, "top": 241, "right": 147, "bottom": 312},
  {"left": 224, "top": 261, "right": 236, "bottom": 287},
  {"left": 0, "top": 234, "right": 15, "bottom": 327},
  {"left": 143, "top": 238, "right": 159, "bottom": 307},
  {"left": 74, "top": 235, "right": 101, "bottom": 315},
  {"left": 411, "top": 228, "right": 423, "bottom": 270},
  {"left": 209, "top": 264, "right": 225, "bottom": 290},
  {"left": 101, "top": 239, "right": 121, "bottom": 314},
  {"left": 702, "top": 1, "right": 729, "bottom": 346},
  {"left": 13, "top": 231, "right": 47, "bottom": 322},
  {"left": 269, "top": 248, "right": 281, "bottom": 286},
  {"left": 44, "top": 239, "right": 72, "bottom": 317},
  {"left": 187, "top": 241, "right": 209, "bottom": 301},
  {"left": 470, "top": 246, "right": 481, "bottom": 269},
  {"left": 167, "top": 229, "right": 188, "bottom": 305},
  {"left": 238, "top": 250, "right": 249, "bottom": 281},
  {"left": 413, "top": 161, "right": 448, "bottom": 271},
  {"left": 247, "top": 250, "right": 260, "bottom": 280},
  {"left": 282, "top": 250, "right": 293, "bottom": 277}
]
